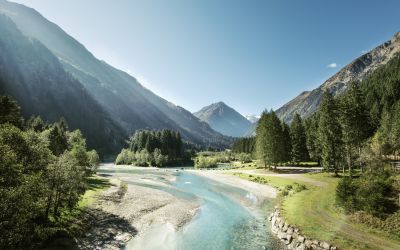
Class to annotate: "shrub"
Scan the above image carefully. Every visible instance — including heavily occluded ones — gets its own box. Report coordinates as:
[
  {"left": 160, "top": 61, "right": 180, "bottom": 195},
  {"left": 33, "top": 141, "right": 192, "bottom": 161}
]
[
  {"left": 293, "top": 182, "right": 307, "bottom": 192},
  {"left": 336, "top": 171, "right": 396, "bottom": 216},
  {"left": 194, "top": 155, "right": 218, "bottom": 169}
]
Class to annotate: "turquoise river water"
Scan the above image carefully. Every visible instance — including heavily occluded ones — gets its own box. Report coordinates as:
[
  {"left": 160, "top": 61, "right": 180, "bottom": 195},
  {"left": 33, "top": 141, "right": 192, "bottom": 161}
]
[{"left": 99, "top": 167, "right": 280, "bottom": 250}]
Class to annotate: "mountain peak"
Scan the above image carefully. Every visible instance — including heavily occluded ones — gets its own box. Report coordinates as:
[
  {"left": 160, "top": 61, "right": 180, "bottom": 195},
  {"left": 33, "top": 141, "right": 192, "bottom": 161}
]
[
  {"left": 209, "top": 101, "right": 228, "bottom": 109},
  {"left": 194, "top": 102, "right": 251, "bottom": 137}
]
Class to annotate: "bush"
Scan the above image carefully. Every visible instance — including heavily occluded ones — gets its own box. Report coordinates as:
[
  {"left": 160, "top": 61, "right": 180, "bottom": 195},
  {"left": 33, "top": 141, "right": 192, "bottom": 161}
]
[
  {"left": 349, "top": 211, "right": 400, "bottom": 240},
  {"left": 238, "top": 153, "right": 252, "bottom": 163},
  {"left": 293, "top": 182, "right": 307, "bottom": 192},
  {"left": 195, "top": 155, "right": 218, "bottom": 169},
  {"left": 336, "top": 171, "right": 396, "bottom": 216},
  {"left": 115, "top": 149, "right": 135, "bottom": 165}
]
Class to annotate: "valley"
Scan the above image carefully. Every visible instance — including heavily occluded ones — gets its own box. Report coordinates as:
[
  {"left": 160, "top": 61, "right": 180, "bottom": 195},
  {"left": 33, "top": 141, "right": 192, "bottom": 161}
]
[{"left": 1, "top": 1, "right": 400, "bottom": 250}]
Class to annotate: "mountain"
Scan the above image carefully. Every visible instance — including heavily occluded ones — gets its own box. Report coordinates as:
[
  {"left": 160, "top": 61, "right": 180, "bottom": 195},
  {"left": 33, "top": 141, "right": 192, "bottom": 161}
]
[
  {"left": 245, "top": 114, "right": 260, "bottom": 123},
  {"left": 194, "top": 102, "right": 252, "bottom": 137},
  {"left": 0, "top": 14, "right": 125, "bottom": 155},
  {"left": 276, "top": 32, "right": 400, "bottom": 124},
  {"left": 0, "top": 0, "right": 231, "bottom": 149}
]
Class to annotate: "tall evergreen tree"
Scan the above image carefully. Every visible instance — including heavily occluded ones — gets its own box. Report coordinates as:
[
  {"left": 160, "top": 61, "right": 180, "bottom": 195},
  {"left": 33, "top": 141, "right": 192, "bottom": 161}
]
[
  {"left": 48, "top": 121, "right": 68, "bottom": 156},
  {"left": 256, "top": 110, "right": 285, "bottom": 169},
  {"left": 318, "top": 91, "right": 343, "bottom": 175},
  {"left": 304, "top": 114, "right": 321, "bottom": 163},
  {"left": 290, "top": 114, "right": 309, "bottom": 164},
  {"left": 0, "top": 95, "right": 24, "bottom": 128},
  {"left": 339, "top": 83, "right": 372, "bottom": 175},
  {"left": 282, "top": 122, "right": 292, "bottom": 162}
]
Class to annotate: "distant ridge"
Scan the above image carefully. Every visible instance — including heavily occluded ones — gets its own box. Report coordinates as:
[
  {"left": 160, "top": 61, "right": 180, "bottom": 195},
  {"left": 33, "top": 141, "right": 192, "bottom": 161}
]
[{"left": 276, "top": 32, "right": 400, "bottom": 124}]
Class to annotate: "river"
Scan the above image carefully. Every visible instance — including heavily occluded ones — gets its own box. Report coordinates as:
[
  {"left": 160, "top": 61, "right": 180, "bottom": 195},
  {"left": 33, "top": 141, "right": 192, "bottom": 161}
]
[{"left": 98, "top": 167, "right": 280, "bottom": 250}]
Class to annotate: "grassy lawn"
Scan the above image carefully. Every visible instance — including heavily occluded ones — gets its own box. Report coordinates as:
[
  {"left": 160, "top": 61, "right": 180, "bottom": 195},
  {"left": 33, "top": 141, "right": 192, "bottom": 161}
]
[{"left": 232, "top": 172, "right": 400, "bottom": 250}]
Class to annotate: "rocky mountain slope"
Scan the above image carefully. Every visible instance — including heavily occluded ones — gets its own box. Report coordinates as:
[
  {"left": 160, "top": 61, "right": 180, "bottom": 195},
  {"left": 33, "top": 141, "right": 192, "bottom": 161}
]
[
  {"left": 276, "top": 32, "right": 400, "bottom": 124},
  {"left": 194, "top": 102, "right": 252, "bottom": 137},
  {"left": 0, "top": 0, "right": 232, "bottom": 150}
]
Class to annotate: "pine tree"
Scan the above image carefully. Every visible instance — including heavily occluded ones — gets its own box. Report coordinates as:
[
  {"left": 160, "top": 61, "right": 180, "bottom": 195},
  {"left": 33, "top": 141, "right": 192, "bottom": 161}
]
[
  {"left": 0, "top": 95, "right": 24, "bottom": 128},
  {"left": 290, "top": 114, "right": 309, "bottom": 164},
  {"left": 282, "top": 122, "right": 292, "bottom": 163},
  {"left": 339, "top": 83, "right": 371, "bottom": 175},
  {"left": 304, "top": 114, "right": 321, "bottom": 163},
  {"left": 256, "top": 110, "right": 285, "bottom": 169},
  {"left": 318, "top": 91, "right": 343, "bottom": 175}
]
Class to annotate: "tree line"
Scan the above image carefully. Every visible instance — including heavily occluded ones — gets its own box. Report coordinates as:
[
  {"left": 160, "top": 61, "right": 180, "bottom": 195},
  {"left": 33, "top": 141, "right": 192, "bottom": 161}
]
[
  {"left": 253, "top": 52, "right": 400, "bottom": 220},
  {"left": 0, "top": 95, "right": 99, "bottom": 249},
  {"left": 247, "top": 111, "right": 309, "bottom": 168},
  {"left": 231, "top": 137, "right": 255, "bottom": 154},
  {"left": 115, "top": 129, "right": 190, "bottom": 167}
]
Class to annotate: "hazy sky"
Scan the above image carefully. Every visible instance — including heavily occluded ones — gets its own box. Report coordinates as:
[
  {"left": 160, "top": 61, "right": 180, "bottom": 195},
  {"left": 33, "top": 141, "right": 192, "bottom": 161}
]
[{"left": 12, "top": 0, "right": 400, "bottom": 115}]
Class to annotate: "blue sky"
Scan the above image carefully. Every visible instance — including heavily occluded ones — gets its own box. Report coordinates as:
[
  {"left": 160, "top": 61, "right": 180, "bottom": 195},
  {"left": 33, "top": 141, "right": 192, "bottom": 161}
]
[{"left": 13, "top": 0, "right": 400, "bottom": 116}]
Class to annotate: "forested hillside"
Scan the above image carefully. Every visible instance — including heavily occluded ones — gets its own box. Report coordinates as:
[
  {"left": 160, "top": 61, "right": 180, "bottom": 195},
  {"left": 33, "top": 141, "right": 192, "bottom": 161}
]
[{"left": 0, "top": 14, "right": 125, "bottom": 155}]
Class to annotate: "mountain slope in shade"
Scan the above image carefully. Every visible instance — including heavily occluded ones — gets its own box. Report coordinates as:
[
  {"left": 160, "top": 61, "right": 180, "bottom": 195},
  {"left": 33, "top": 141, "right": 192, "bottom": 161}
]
[
  {"left": 0, "top": 14, "right": 125, "bottom": 155},
  {"left": 194, "top": 102, "right": 252, "bottom": 137},
  {"left": 0, "top": 0, "right": 231, "bottom": 148},
  {"left": 276, "top": 32, "right": 400, "bottom": 124}
]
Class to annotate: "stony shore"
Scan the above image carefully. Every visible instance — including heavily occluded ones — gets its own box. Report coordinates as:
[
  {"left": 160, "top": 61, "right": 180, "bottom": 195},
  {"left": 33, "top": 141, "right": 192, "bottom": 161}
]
[
  {"left": 76, "top": 168, "right": 199, "bottom": 249},
  {"left": 268, "top": 207, "right": 338, "bottom": 250}
]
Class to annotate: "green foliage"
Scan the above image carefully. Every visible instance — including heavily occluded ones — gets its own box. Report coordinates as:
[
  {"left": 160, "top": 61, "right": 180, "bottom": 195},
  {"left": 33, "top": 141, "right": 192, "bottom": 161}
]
[
  {"left": 281, "top": 122, "right": 292, "bottom": 163},
  {"left": 48, "top": 121, "right": 68, "bottom": 156},
  {"left": 361, "top": 53, "right": 400, "bottom": 128},
  {"left": 304, "top": 113, "right": 321, "bottom": 163},
  {"left": 349, "top": 211, "right": 400, "bottom": 241},
  {"left": 116, "top": 129, "right": 188, "bottom": 167},
  {"left": 290, "top": 114, "right": 309, "bottom": 163},
  {"left": 153, "top": 148, "right": 168, "bottom": 167},
  {"left": 338, "top": 83, "right": 372, "bottom": 174},
  {"left": 87, "top": 150, "right": 100, "bottom": 171},
  {"left": 0, "top": 96, "right": 99, "bottom": 249},
  {"left": 115, "top": 148, "right": 135, "bottom": 165},
  {"left": 336, "top": 171, "right": 396, "bottom": 216},
  {"left": 317, "top": 91, "right": 343, "bottom": 174},
  {"left": 27, "top": 115, "right": 47, "bottom": 132},
  {"left": 231, "top": 137, "right": 255, "bottom": 154},
  {"left": 0, "top": 95, "right": 24, "bottom": 128},
  {"left": 238, "top": 152, "right": 252, "bottom": 163},
  {"left": 129, "top": 129, "right": 183, "bottom": 160},
  {"left": 256, "top": 110, "right": 286, "bottom": 168},
  {"left": 194, "top": 155, "right": 218, "bottom": 169}
]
